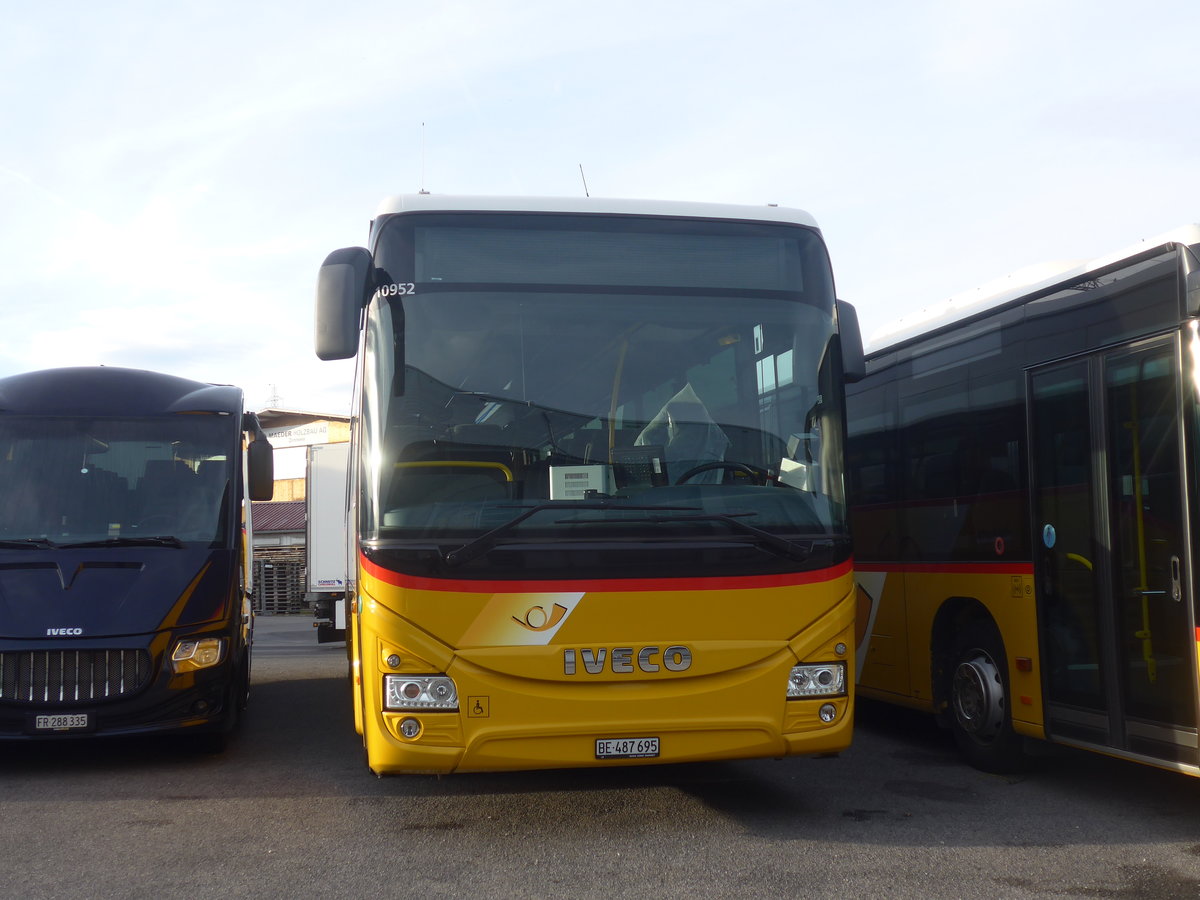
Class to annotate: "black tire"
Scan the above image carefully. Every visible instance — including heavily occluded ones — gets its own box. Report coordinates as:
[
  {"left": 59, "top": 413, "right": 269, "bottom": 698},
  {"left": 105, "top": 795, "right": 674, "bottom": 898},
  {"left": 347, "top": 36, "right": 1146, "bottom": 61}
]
[
  {"left": 235, "top": 654, "right": 251, "bottom": 716},
  {"left": 198, "top": 656, "right": 249, "bottom": 753},
  {"left": 949, "top": 619, "right": 1026, "bottom": 774},
  {"left": 193, "top": 729, "right": 229, "bottom": 755}
]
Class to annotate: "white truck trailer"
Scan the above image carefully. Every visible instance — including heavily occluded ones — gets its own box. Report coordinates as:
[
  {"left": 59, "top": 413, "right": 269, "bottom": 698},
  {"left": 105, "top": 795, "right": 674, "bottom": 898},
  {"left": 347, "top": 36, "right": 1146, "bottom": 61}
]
[{"left": 305, "top": 441, "right": 350, "bottom": 643}]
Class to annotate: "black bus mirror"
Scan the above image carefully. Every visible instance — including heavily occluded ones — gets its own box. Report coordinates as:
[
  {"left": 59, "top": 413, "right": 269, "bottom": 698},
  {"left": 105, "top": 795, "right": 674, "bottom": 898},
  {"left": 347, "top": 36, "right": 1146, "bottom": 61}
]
[
  {"left": 247, "top": 439, "right": 275, "bottom": 501},
  {"left": 1183, "top": 245, "right": 1200, "bottom": 318},
  {"left": 316, "top": 247, "right": 374, "bottom": 360},
  {"left": 838, "top": 300, "right": 866, "bottom": 383}
]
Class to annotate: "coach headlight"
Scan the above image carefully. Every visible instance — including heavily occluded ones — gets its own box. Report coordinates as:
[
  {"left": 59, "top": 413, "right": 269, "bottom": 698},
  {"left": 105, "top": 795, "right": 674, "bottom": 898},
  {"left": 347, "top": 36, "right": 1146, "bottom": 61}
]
[
  {"left": 171, "top": 637, "right": 227, "bottom": 673},
  {"left": 384, "top": 675, "right": 459, "bottom": 711},
  {"left": 786, "top": 662, "right": 846, "bottom": 698}
]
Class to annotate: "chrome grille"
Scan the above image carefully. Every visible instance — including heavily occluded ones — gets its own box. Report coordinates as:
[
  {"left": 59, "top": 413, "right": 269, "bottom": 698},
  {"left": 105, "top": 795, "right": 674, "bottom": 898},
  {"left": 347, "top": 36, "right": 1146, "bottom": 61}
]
[{"left": 0, "top": 650, "right": 151, "bottom": 704}]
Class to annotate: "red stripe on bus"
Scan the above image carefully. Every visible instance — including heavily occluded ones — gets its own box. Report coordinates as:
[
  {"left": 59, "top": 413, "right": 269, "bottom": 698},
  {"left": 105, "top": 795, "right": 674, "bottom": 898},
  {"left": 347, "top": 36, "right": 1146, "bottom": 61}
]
[
  {"left": 854, "top": 561, "right": 1034, "bottom": 575},
  {"left": 359, "top": 554, "right": 853, "bottom": 594}
]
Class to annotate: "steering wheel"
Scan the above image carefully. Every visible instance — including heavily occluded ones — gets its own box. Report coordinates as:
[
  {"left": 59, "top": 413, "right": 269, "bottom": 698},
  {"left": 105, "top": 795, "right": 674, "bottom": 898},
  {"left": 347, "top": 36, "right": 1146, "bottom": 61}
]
[{"left": 674, "top": 462, "right": 764, "bottom": 485}]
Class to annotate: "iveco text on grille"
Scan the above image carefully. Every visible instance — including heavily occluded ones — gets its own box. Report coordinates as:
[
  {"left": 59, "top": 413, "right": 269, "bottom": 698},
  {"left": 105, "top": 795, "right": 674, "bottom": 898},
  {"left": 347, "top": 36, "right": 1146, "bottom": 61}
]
[{"left": 563, "top": 646, "right": 693, "bottom": 675}]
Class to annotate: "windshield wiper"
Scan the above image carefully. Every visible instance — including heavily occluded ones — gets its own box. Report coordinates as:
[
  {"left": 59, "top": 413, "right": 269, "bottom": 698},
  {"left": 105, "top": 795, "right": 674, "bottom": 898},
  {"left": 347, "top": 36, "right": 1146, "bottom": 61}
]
[
  {"left": 57, "top": 535, "right": 185, "bottom": 549},
  {"left": 441, "top": 502, "right": 701, "bottom": 568},
  {"left": 0, "top": 538, "right": 59, "bottom": 549}
]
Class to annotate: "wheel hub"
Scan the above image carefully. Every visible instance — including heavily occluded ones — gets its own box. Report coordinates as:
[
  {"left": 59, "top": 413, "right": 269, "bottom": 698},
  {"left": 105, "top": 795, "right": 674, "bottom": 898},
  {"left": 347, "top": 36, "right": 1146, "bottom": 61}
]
[{"left": 952, "top": 651, "right": 1005, "bottom": 741}]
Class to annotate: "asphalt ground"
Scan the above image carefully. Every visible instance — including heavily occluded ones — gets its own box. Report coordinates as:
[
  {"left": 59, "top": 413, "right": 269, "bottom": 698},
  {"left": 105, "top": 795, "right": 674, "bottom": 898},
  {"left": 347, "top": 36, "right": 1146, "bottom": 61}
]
[{"left": 0, "top": 614, "right": 1198, "bottom": 899}]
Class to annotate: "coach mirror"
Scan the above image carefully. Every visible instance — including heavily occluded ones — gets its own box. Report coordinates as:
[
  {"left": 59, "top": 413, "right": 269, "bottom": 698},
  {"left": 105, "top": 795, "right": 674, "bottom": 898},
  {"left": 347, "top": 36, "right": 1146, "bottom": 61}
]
[
  {"left": 838, "top": 300, "right": 866, "bottom": 382},
  {"left": 316, "top": 246, "right": 374, "bottom": 360},
  {"left": 246, "top": 437, "right": 275, "bottom": 502},
  {"left": 1183, "top": 245, "right": 1200, "bottom": 317}
]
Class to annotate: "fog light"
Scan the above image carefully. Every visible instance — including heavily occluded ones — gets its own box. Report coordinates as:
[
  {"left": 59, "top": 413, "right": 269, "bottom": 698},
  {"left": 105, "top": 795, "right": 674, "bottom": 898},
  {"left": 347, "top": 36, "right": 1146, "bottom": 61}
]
[
  {"left": 386, "top": 654, "right": 402, "bottom": 669},
  {"left": 399, "top": 718, "right": 421, "bottom": 738},
  {"left": 819, "top": 703, "right": 837, "bottom": 723},
  {"left": 834, "top": 642, "right": 847, "bottom": 657}
]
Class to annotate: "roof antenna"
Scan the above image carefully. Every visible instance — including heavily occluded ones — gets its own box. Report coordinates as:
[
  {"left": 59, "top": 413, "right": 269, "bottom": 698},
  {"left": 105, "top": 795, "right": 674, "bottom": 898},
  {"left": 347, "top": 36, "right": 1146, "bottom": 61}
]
[
  {"left": 419, "top": 123, "right": 430, "bottom": 194},
  {"left": 579, "top": 164, "right": 590, "bottom": 198}
]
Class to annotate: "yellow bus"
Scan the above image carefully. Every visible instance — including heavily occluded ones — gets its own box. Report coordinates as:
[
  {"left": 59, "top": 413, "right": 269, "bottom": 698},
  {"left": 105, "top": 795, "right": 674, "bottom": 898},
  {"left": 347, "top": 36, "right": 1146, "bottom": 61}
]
[
  {"left": 314, "top": 194, "right": 865, "bottom": 774},
  {"left": 848, "top": 225, "right": 1200, "bottom": 775}
]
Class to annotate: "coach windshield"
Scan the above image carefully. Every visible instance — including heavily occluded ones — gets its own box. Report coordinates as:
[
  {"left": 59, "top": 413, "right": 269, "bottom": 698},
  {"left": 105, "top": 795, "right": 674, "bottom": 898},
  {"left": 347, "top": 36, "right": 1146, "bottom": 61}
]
[
  {"left": 358, "top": 211, "right": 850, "bottom": 578},
  {"left": 0, "top": 415, "right": 237, "bottom": 547}
]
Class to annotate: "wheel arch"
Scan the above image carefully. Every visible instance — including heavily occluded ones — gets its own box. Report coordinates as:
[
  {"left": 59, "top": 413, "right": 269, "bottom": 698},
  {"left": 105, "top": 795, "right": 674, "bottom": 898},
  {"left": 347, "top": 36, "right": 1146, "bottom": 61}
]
[{"left": 930, "top": 596, "right": 999, "bottom": 725}]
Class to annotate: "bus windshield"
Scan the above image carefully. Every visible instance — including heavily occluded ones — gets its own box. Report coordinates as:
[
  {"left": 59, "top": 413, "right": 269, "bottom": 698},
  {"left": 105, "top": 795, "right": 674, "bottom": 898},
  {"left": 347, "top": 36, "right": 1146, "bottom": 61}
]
[
  {"left": 359, "top": 212, "right": 849, "bottom": 576},
  {"left": 0, "top": 415, "right": 238, "bottom": 547}
]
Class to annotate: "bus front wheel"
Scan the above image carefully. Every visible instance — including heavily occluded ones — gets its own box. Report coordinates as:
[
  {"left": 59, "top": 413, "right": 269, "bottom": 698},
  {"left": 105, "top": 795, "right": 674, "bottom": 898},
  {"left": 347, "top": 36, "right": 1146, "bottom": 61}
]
[{"left": 949, "top": 621, "right": 1025, "bottom": 773}]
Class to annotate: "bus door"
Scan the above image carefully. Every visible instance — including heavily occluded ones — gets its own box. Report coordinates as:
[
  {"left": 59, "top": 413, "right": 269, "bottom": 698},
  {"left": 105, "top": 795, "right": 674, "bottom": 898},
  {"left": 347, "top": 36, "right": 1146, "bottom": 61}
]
[{"left": 1030, "top": 336, "right": 1197, "bottom": 769}]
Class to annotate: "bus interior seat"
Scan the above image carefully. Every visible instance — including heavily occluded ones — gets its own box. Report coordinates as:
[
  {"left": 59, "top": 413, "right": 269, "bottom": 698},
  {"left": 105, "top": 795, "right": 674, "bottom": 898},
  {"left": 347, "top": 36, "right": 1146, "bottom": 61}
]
[
  {"left": 74, "top": 466, "right": 131, "bottom": 532},
  {"left": 197, "top": 459, "right": 227, "bottom": 487},
  {"left": 135, "top": 459, "right": 198, "bottom": 523},
  {"left": 917, "top": 452, "right": 960, "bottom": 500},
  {"left": 388, "top": 462, "right": 512, "bottom": 508}
]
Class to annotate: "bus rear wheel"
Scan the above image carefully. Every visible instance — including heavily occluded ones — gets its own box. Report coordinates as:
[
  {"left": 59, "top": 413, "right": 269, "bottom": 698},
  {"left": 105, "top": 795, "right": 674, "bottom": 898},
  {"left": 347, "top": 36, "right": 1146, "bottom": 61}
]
[{"left": 949, "top": 621, "right": 1025, "bottom": 773}]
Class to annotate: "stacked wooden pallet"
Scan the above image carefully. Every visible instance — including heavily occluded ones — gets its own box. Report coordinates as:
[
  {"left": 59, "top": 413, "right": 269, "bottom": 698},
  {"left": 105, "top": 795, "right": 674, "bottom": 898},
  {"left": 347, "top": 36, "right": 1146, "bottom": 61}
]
[{"left": 251, "top": 548, "right": 307, "bottom": 614}]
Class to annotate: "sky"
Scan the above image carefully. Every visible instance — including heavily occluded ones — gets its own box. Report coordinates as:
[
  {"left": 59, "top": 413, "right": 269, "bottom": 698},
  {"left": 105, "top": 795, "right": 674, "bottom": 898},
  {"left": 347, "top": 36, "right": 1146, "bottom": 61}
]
[{"left": 2, "top": 0, "right": 1198, "bottom": 415}]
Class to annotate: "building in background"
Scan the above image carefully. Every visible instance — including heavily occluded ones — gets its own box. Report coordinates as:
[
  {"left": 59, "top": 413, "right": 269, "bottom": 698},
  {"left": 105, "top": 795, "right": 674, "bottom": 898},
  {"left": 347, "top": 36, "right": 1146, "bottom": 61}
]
[{"left": 251, "top": 409, "right": 350, "bottom": 614}]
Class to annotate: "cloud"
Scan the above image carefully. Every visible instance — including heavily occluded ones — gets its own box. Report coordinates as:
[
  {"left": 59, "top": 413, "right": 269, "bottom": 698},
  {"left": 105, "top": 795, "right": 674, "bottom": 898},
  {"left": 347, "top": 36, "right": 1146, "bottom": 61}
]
[{"left": 2, "top": 0, "right": 1199, "bottom": 407}]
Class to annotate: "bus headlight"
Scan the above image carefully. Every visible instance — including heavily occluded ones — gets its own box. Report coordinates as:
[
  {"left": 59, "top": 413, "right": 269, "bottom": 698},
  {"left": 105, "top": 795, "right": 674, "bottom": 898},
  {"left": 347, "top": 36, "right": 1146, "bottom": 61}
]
[
  {"left": 172, "top": 637, "right": 227, "bottom": 672},
  {"left": 787, "top": 662, "right": 846, "bottom": 698},
  {"left": 384, "top": 675, "right": 458, "bottom": 711}
]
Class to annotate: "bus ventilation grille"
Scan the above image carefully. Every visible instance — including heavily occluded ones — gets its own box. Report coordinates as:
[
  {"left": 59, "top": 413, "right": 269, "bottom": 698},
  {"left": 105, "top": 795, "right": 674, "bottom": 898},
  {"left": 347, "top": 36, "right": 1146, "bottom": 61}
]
[{"left": 0, "top": 650, "right": 152, "bottom": 704}]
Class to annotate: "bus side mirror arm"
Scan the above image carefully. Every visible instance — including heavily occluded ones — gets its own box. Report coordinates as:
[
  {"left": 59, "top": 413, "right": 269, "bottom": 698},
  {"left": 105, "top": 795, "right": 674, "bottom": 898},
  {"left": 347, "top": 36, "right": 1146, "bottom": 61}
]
[
  {"left": 838, "top": 300, "right": 866, "bottom": 383},
  {"left": 316, "top": 247, "right": 374, "bottom": 361}
]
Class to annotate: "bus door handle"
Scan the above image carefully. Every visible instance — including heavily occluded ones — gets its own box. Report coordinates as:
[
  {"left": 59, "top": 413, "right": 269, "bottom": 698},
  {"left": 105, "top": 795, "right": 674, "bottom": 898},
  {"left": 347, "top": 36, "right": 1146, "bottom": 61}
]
[{"left": 1170, "top": 555, "right": 1182, "bottom": 602}]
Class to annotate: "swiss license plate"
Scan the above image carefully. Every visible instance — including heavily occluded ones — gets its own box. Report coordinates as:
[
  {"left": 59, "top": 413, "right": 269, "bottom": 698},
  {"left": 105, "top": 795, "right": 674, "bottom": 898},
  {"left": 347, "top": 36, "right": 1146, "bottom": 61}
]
[
  {"left": 35, "top": 713, "right": 90, "bottom": 732},
  {"left": 595, "top": 736, "right": 659, "bottom": 759}
]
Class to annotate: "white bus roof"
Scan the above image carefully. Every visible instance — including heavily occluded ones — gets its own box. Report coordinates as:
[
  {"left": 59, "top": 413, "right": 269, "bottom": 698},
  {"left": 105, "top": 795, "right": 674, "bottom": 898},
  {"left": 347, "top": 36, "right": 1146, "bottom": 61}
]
[
  {"left": 373, "top": 194, "right": 820, "bottom": 229},
  {"left": 866, "top": 223, "right": 1200, "bottom": 354}
]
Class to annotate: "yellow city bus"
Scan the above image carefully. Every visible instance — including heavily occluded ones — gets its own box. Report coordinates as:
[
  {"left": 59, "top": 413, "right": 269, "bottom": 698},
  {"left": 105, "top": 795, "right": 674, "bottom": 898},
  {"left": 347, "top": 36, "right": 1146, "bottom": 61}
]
[
  {"left": 847, "top": 225, "right": 1200, "bottom": 775},
  {"left": 314, "top": 194, "right": 865, "bottom": 774}
]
